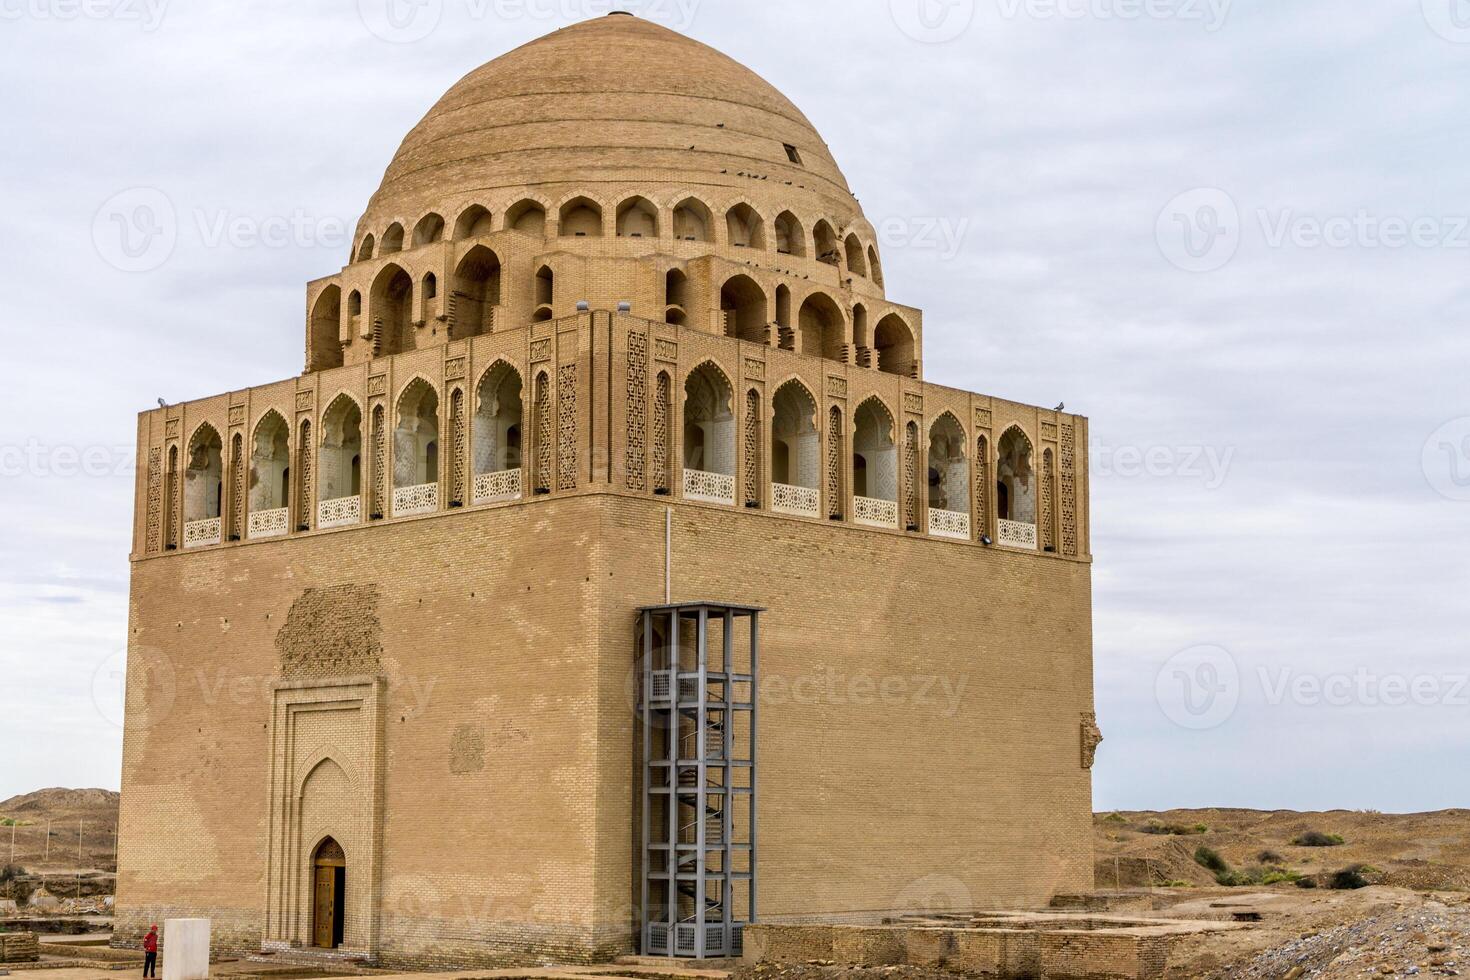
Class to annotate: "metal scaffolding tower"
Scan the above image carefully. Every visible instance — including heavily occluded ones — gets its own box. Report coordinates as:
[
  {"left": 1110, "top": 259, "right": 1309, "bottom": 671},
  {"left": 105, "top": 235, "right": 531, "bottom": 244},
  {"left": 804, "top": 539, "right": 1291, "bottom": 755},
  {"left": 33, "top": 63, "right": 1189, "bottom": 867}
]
[{"left": 638, "top": 602, "right": 760, "bottom": 959}]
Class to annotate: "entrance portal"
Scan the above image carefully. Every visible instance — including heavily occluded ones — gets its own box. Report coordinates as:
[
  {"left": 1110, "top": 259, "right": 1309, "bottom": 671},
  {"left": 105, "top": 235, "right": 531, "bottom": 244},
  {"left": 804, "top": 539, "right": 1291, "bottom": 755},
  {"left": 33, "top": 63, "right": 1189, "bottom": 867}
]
[{"left": 312, "top": 838, "right": 346, "bottom": 949}]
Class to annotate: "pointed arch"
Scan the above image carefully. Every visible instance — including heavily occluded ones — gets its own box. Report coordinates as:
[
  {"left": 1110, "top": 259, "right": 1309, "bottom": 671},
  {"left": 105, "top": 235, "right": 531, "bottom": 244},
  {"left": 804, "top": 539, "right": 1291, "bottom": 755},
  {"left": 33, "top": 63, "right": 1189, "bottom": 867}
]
[
  {"left": 296, "top": 417, "right": 314, "bottom": 530},
  {"left": 874, "top": 313, "right": 915, "bottom": 377},
  {"left": 451, "top": 245, "right": 501, "bottom": 338},
  {"left": 369, "top": 263, "right": 413, "bottom": 356},
  {"left": 813, "top": 220, "right": 839, "bottom": 265},
  {"left": 684, "top": 362, "right": 735, "bottom": 465},
  {"left": 725, "top": 202, "right": 766, "bottom": 250},
  {"left": 184, "top": 423, "right": 223, "bottom": 528},
  {"left": 227, "top": 431, "right": 245, "bottom": 541},
  {"left": 852, "top": 303, "right": 870, "bottom": 365},
  {"left": 319, "top": 394, "right": 363, "bottom": 512},
  {"left": 534, "top": 265, "right": 554, "bottom": 321},
  {"left": 453, "top": 204, "right": 493, "bottom": 240},
  {"left": 996, "top": 425, "right": 1036, "bottom": 531},
  {"left": 975, "top": 433, "right": 991, "bottom": 542},
  {"left": 355, "top": 233, "right": 374, "bottom": 262},
  {"left": 505, "top": 199, "right": 547, "bottom": 236},
  {"left": 665, "top": 268, "right": 689, "bottom": 325},
  {"left": 771, "top": 380, "right": 820, "bottom": 514},
  {"left": 248, "top": 411, "right": 291, "bottom": 535},
  {"left": 775, "top": 211, "right": 806, "bottom": 257},
  {"left": 1040, "top": 447, "right": 1057, "bottom": 552},
  {"left": 616, "top": 196, "right": 660, "bottom": 238},
  {"left": 798, "top": 292, "right": 846, "bottom": 361},
  {"left": 393, "top": 378, "right": 439, "bottom": 499},
  {"left": 826, "top": 404, "right": 845, "bottom": 520},
  {"left": 720, "top": 274, "right": 768, "bottom": 344},
  {"left": 412, "top": 212, "right": 445, "bottom": 246},
  {"left": 559, "top": 196, "right": 604, "bottom": 238},
  {"left": 309, "top": 286, "right": 343, "bottom": 372},
  {"left": 742, "top": 388, "right": 762, "bottom": 508},
  {"left": 473, "top": 361, "right": 524, "bottom": 483},
  {"left": 845, "top": 234, "right": 868, "bottom": 277},
  {"left": 673, "top": 198, "right": 713, "bottom": 242},
  {"left": 531, "top": 370, "right": 553, "bottom": 494},
  {"left": 653, "top": 371, "right": 673, "bottom": 495},
  {"left": 853, "top": 397, "right": 898, "bottom": 507},
  {"left": 868, "top": 244, "right": 885, "bottom": 287},
  {"left": 380, "top": 223, "right": 405, "bottom": 254},
  {"left": 927, "top": 412, "right": 969, "bottom": 515}
]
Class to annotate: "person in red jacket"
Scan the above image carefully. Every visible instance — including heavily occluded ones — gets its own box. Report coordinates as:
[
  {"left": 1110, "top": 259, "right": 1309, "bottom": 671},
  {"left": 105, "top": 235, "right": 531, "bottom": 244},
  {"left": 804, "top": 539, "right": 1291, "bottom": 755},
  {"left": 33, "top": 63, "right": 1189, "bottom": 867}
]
[{"left": 142, "top": 926, "right": 158, "bottom": 978}]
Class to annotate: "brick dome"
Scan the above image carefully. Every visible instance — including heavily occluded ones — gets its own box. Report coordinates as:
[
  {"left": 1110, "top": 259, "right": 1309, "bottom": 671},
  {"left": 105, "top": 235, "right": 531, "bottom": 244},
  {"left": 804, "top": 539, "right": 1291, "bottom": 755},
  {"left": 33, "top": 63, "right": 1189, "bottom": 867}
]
[{"left": 358, "top": 13, "right": 861, "bottom": 235}]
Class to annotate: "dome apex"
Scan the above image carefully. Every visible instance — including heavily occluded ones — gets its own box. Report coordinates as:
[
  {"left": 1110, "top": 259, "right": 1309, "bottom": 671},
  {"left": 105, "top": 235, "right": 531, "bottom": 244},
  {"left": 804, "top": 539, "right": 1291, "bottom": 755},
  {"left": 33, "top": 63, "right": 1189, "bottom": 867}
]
[{"left": 359, "top": 16, "right": 861, "bottom": 234}]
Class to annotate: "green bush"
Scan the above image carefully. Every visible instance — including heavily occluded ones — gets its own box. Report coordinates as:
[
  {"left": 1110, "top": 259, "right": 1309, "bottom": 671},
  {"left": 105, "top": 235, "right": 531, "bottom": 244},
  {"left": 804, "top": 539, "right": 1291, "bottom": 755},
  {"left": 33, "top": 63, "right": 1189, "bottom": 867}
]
[
  {"left": 1102, "top": 812, "right": 1128, "bottom": 824},
  {"left": 1194, "top": 846, "right": 1229, "bottom": 874},
  {"left": 1261, "top": 869, "right": 1302, "bottom": 885},
  {"left": 1141, "top": 820, "right": 1210, "bottom": 836},
  {"left": 1257, "top": 850, "right": 1286, "bottom": 865},
  {"left": 1292, "top": 832, "right": 1345, "bottom": 847}
]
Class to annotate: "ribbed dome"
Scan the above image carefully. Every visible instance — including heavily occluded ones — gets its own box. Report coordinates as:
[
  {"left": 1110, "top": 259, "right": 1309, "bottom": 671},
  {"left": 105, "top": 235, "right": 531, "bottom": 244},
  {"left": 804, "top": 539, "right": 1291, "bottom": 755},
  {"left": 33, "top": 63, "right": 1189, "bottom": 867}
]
[{"left": 359, "top": 13, "right": 862, "bottom": 232}]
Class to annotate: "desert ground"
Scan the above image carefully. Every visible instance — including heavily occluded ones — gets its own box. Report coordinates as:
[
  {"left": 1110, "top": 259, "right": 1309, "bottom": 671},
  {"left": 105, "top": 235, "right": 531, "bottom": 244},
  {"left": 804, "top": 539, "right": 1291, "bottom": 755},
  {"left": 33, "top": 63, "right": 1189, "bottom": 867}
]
[{"left": 4, "top": 793, "right": 1468, "bottom": 978}]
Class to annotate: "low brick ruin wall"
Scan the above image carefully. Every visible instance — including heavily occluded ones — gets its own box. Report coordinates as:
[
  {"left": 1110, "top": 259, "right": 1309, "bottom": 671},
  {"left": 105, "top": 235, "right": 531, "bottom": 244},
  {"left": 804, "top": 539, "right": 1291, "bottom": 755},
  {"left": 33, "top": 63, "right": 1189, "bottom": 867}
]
[
  {"left": 0, "top": 932, "right": 41, "bottom": 963},
  {"left": 743, "top": 916, "right": 1239, "bottom": 980}
]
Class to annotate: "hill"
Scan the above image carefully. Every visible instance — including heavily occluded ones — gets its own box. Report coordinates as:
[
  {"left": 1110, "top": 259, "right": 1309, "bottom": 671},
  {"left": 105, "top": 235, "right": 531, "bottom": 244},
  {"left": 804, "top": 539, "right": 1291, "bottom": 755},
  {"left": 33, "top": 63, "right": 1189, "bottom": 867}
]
[{"left": 0, "top": 788, "right": 120, "bottom": 873}]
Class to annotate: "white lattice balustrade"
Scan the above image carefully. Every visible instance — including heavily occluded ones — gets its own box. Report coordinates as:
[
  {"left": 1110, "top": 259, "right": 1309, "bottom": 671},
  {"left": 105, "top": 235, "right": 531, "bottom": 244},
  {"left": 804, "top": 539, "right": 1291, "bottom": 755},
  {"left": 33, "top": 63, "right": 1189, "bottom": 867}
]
[
  {"left": 393, "top": 483, "right": 439, "bottom": 516},
  {"left": 998, "top": 519, "right": 1038, "bottom": 548},
  {"left": 928, "top": 508, "right": 971, "bottom": 540},
  {"left": 247, "top": 507, "right": 289, "bottom": 539},
  {"left": 771, "top": 483, "right": 820, "bottom": 517},
  {"left": 317, "top": 496, "right": 361, "bottom": 529},
  {"left": 473, "top": 469, "right": 522, "bottom": 504},
  {"left": 853, "top": 496, "right": 899, "bottom": 529},
  {"left": 183, "top": 518, "right": 221, "bottom": 548},
  {"left": 683, "top": 469, "right": 735, "bottom": 505}
]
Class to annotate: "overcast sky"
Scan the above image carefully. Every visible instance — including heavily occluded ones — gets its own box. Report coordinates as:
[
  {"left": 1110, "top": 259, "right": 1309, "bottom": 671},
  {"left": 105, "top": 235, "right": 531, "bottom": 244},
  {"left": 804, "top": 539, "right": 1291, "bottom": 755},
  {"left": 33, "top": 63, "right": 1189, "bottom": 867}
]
[{"left": 1, "top": 0, "right": 1467, "bottom": 812}]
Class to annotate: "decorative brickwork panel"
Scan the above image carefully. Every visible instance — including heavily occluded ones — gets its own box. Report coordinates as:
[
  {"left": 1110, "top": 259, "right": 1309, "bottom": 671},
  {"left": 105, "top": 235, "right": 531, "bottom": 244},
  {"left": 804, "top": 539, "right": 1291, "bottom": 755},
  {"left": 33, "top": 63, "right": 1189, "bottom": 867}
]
[
  {"left": 1061, "top": 422, "right": 1079, "bottom": 557},
  {"left": 1040, "top": 448, "right": 1056, "bottom": 552},
  {"left": 1041, "top": 421, "right": 1058, "bottom": 441},
  {"left": 826, "top": 406, "right": 844, "bottom": 520},
  {"left": 371, "top": 405, "right": 386, "bottom": 518},
  {"left": 530, "top": 338, "right": 552, "bottom": 363},
  {"left": 626, "top": 332, "right": 648, "bottom": 491},
  {"left": 655, "top": 338, "right": 678, "bottom": 362},
  {"left": 449, "top": 388, "right": 467, "bottom": 506},
  {"left": 144, "top": 447, "right": 162, "bottom": 554},
  {"left": 296, "top": 420, "right": 314, "bottom": 530},
  {"left": 975, "top": 435, "right": 990, "bottom": 541},
  {"left": 534, "top": 372, "right": 552, "bottom": 493},
  {"left": 228, "top": 434, "right": 244, "bottom": 541},
  {"left": 903, "top": 422, "right": 920, "bottom": 530},
  {"left": 367, "top": 374, "right": 387, "bottom": 397},
  {"left": 165, "top": 418, "right": 180, "bottom": 440},
  {"left": 557, "top": 365, "right": 577, "bottom": 491},
  {"left": 295, "top": 390, "right": 314, "bottom": 413},
  {"left": 903, "top": 392, "right": 924, "bottom": 415},
  {"left": 743, "top": 389, "right": 761, "bottom": 507},
  {"left": 445, "top": 356, "right": 467, "bottom": 381},
  {"left": 164, "top": 446, "right": 180, "bottom": 550},
  {"left": 744, "top": 357, "right": 765, "bottom": 381},
  {"left": 827, "top": 375, "right": 848, "bottom": 398},
  {"left": 652, "top": 373, "right": 672, "bottom": 494},
  {"left": 229, "top": 405, "right": 245, "bottom": 426},
  {"left": 975, "top": 407, "right": 993, "bottom": 430}
]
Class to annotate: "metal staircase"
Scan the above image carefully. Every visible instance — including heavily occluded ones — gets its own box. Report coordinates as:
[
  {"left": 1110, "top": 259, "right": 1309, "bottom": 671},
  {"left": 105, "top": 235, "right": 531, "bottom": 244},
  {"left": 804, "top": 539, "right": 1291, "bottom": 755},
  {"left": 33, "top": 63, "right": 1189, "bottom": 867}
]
[{"left": 638, "top": 602, "right": 760, "bottom": 960}]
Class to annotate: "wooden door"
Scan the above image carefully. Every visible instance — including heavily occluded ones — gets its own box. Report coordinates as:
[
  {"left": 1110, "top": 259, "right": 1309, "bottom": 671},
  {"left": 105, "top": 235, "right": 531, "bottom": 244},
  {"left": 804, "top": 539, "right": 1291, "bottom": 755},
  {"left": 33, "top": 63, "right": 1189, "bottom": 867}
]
[{"left": 313, "top": 866, "right": 336, "bottom": 948}]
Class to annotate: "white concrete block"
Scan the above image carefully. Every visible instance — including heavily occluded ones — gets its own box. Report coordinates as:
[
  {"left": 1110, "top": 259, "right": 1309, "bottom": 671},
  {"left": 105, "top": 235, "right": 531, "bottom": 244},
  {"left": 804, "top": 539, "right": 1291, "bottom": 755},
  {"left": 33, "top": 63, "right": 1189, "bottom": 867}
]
[{"left": 162, "top": 918, "right": 210, "bottom": 980}]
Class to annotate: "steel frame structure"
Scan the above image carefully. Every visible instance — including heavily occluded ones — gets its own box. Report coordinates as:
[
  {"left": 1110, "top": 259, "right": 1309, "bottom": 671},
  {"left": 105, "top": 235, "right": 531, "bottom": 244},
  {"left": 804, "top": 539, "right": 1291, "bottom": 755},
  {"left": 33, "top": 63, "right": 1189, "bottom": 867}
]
[{"left": 638, "top": 602, "right": 760, "bottom": 959}]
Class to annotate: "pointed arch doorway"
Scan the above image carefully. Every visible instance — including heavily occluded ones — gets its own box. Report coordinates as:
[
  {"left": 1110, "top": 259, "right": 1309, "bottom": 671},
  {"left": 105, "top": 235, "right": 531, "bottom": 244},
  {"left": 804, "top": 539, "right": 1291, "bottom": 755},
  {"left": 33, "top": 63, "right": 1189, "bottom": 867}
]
[{"left": 312, "top": 837, "right": 346, "bottom": 949}]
